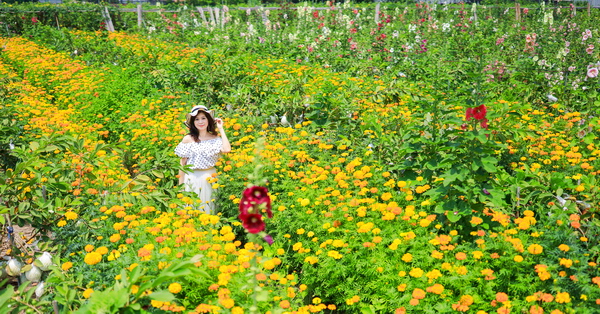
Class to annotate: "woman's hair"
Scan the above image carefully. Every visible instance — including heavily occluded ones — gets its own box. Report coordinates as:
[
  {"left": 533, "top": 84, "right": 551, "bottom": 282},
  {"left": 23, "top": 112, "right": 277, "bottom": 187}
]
[{"left": 186, "top": 111, "right": 217, "bottom": 142}]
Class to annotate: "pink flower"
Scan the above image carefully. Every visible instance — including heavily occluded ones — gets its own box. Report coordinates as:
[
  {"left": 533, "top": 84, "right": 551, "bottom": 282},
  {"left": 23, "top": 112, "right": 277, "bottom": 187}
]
[
  {"left": 586, "top": 45, "right": 594, "bottom": 55},
  {"left": 587, "top": 67, "right": 599, "bottom": 78},
  {"left": 496, "top": 38, "right": 505, "bottom": 45}
]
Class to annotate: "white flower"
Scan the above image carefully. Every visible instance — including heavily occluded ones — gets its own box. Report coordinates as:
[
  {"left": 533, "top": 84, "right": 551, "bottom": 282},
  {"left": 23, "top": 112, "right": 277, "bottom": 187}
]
[
  {"left": 26, "top": 265, "right": 42, "bottom": 283},
  {"left": 35, "top": 282, "right": 45, "bottom": 298},
  {"left": 37, "top": 252, "right": 53, "bottom": 271},
  {"left": 6, "top": 258, "right": 21, "bottom": 277},
  {"left": 281, "top": 115, "right": 289, "bottom": 126},
  {"left": 547, "top": 94, "right": 558, "bottom": 102}
]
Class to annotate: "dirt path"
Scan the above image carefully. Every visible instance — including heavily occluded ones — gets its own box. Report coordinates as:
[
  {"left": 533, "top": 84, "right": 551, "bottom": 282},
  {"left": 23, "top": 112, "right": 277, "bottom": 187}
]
[{"left": 1, "top": 223, "right": 39, "bottom": 259}]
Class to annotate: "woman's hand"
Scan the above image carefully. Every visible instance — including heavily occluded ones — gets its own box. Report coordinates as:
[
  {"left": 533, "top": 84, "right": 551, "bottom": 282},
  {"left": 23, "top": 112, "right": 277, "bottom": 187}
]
[{"left": 215, "top": 118, "right": 224, "bottom": 129}]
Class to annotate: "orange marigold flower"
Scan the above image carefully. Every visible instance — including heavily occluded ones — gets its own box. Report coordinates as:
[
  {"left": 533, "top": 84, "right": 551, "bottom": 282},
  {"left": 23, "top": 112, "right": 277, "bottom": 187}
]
[
  {"left": 496, "top": 292, "right": 509, "bottom": 302},
  {"left": 529, "top": 305, "right": 543, "bottom": 314},
  {"left": 455, "top": 252, "right": 467, "bottom": 260},
  {"left": 426, "top": 284, "right": 444, "bottom": 295},
  {"left": 412, "top": 288, "right": 426, "bottom": 300}
]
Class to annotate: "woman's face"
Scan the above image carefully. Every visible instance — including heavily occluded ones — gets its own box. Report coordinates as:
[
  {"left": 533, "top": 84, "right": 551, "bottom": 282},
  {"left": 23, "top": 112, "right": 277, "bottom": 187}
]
[{"left": 194, "top": 112, "right": 209, "bottom": 130}]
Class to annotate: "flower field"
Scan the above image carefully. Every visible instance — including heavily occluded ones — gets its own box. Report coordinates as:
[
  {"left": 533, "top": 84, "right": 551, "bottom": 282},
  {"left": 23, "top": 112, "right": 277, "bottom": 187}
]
[{"left": 1, "top": 1, "right": 600, "bottom": 313}]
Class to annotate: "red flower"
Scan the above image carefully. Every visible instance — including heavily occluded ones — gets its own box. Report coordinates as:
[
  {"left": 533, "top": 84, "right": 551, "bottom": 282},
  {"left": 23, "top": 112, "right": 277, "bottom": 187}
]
[
  {"left": 465, "top": 105, "right": 488, "bottom": 126},
  {"left": 31, "top": 17, "right": 38, "bottom": 24},
  {"left": 239, "top": 213, "right": 265, "bottom": 234},
  {"left": 480, "top": 118, "right": 489, "bottom": 129},
  {"left": 472, "top": 104, "right": 487, "bottom": 120},
  {"left": 465, "top": 107, "right": 475, "bottom": 121},
  {"left": 239, "top": 186, "right": 272, "bottom": 218}
]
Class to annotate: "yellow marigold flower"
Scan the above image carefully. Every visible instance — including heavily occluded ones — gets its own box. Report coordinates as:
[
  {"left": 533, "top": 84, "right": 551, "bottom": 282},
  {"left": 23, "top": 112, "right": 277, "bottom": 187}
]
[
  {"left": 402, "top": 253, "right": 413, "bottom": 263},
  {"left": 84, "top": 245, "right": 95, "bottom": 252},
  {"left": 559, "top": 258, "right": 573, "bottom": 268},
  {"left": 558, "top": 244, "right": 570, "bottom": 252},
  {"left": 57, "top": 220, "right": 67, "bottom": 227},
  {"left": 381, "top": 192, "right": 392, "bottom": 201},
  {"left": 168, "top": 283, "right": 182, "bottom": 294},
  {"left": 470, "top": 217, "right": 483, "bottom": 225},
  {"left": 527, "top": 244, "right": 543, "bottom": 255},
  {"left": 109, "top": 234, "right": 121, "bottom": 243},
  {"left": 555, "top": 292, "right": 571, "bottom": 303},
  {"left": 61, "top": 262, "right": 73, "bottom": 271},
  {"left": 514, "top": 255, "right": 523, "bottom": 262},
  {"left": 409, "top": 268, "right": 424, "bottom": 278},
  {"left": 95, "top": 246, "right": 109, "bottom": 255},
  {"left": 82, "top": 288, "right": 94, "bottom": 299},
  {"left": 84, "top": 252, "right": 102, "bottom": 265},
  {"left": 65, "top": 211, "right": 78, "bottom": 220}
]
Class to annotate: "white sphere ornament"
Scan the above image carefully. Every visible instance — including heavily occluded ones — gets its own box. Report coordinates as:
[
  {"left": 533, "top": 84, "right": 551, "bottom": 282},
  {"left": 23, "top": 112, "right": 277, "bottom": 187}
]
[
  {"left": 37, "top": 252, "right": 53, "bottom": 271},
  {"left": 26, "top": 265, "right": 42, "bottom": 283},
  {"left": 6, "top": 258, "right": 22, "bottom": 277}
]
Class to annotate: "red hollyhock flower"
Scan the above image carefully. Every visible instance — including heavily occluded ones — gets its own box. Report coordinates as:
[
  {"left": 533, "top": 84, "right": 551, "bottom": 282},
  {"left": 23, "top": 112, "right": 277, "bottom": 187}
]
[
  {"left": 480, "top": 118, "right": 489, "bottom": 129},
  {"left": 465, "top": 107, "right": 474, "bottom": 121},
  {"left": 239, "top": 213, "right": 265, "bottom": 234},
  {"left": 472, "top": 104, "right": 487, "bottom": 120},
  {"left": 239, "top": 186, "right": 272, "bottom": 218}
]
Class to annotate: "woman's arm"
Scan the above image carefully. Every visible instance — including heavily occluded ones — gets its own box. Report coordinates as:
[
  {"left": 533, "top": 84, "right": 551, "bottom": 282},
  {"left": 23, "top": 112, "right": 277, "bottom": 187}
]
[
  {"left": 178, "top": 157, "right": 188, "bottom": 185},
  {"left": 216, "top": 118, "right": 231, "bottom": 153}
]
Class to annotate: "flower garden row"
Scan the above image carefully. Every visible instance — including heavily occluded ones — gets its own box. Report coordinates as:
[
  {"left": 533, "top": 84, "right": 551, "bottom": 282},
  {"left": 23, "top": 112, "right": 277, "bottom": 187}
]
[
  {"left": 5, "top": 1, "right": 600, "bottom": 113},
  {"left": 1, "top": 10, "right": 600, "bottom": 314}
]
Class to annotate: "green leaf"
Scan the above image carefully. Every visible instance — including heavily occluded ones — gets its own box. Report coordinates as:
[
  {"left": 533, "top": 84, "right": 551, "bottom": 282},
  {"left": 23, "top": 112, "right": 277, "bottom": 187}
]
[
  {"left": 151, "top": 170, "right": 164, "bottom": 178},
  {"left": 129, "top": 303, "right": 141, "bottom": 310},
  {"left": 446, "top": 211, "right": 461, "bottom": 223},
  {"left": 29, "top": 141, "right": 40, "bottom": 151},
  {"left": 148, "top": 290, "right": 175, "bottom": 302},
  {"left": 0, "top": 285, "right": 14, "bottom": 308},
  {"left": 480, "top": 156, "right": 497, "bottom": 173}
]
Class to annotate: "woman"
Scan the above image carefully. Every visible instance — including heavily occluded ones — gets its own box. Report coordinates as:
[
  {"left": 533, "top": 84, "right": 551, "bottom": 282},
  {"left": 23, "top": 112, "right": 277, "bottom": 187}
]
[{"left": 175, "top": 105, "right": 231, "bottom": 214}]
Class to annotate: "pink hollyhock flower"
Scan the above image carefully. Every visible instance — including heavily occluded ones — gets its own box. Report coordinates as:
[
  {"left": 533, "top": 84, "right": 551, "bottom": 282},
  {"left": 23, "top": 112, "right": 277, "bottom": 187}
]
[
  {"left": 586, "top": 45, "right": 594, "bottom": 55},
  {"left": 588, "top": 67, "right": 599, "bottom": 78}
]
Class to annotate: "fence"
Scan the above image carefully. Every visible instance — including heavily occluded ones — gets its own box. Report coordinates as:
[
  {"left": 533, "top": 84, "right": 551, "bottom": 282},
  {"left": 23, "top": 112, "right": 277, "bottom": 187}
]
[{"left": 102, "top": 1, "right": 599, "bottom": 31}]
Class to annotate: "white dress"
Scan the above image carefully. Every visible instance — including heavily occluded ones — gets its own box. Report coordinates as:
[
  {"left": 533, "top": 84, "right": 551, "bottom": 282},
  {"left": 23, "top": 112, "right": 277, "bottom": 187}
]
[{"left": 174, "top": 138, "right": 223, "bottom": 214}]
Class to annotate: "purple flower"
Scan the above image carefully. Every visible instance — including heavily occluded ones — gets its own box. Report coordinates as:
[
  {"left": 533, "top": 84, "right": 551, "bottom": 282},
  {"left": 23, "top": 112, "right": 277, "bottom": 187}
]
[
  {"left": 483, "top": 188, "right": 490, "bottom": 195},
  {"left": 263, "top": 234, "right": 274, "bottom": 245}
]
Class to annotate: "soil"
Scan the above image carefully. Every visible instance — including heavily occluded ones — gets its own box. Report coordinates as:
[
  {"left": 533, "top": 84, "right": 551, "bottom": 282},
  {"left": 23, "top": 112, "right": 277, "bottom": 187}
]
[{"left": 1, "top": 223, "right": 40, "bottom": 259}]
